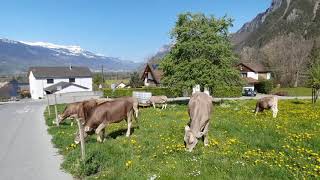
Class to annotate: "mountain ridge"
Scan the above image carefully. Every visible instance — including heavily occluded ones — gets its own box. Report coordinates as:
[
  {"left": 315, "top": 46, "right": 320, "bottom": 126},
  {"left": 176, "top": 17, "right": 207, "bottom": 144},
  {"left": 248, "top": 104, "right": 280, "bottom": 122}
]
[{"left": 0, "top": 38, "right": 141, "bottom": 75}]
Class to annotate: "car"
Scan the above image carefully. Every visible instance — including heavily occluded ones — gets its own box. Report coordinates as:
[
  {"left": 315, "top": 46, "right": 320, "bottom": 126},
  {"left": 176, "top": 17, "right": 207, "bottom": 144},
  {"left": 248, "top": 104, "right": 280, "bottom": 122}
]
[{"left": 242, "top": 88, "right": 257, "bottom": 97}]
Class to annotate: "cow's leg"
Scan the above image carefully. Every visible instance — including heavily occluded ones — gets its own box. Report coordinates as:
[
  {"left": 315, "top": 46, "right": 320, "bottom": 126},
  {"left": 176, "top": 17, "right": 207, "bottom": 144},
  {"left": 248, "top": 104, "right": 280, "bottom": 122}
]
[
  {"left": 126, "top": 111, "right": 133, "bottom": 137},
  {"left": 133, "top": 103, "right": 139, "bottom": 118},
  {"left": 97, "top": 129, "right": 105, "bottom": 143},
  {"left": 165, "top": 103, "right": 167, "bottom": 109},
  {"left": 202, "top": 122, "right": 210, "bottom": 146},
  {"left": 272, "top": 105, "right": 278, "bottom": 118},
  {"left": 255, "top": 106, "right": 259, "bottom": 116},
  {"left": 95, "top": 121, "right": 107, "bottom": 143},
  {"left": 153, "top": 102, "right": 156, "bottom": 109}
]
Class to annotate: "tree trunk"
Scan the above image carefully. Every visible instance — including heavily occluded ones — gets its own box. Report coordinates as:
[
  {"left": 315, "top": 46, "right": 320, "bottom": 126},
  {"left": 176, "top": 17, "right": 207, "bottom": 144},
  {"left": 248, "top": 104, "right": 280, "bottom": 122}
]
[{"left": 293, "top": 71, "right": 299, "bottom": 88}]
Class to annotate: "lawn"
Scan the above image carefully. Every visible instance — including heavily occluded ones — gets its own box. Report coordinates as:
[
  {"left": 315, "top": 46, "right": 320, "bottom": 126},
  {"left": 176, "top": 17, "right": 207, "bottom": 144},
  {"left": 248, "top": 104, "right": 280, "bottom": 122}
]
[
  {"left": 272, "top": 87, "right": 312, "bottom": 96},
  {"left": 45, "top": 100, "right": 320, "bottom": 179}
]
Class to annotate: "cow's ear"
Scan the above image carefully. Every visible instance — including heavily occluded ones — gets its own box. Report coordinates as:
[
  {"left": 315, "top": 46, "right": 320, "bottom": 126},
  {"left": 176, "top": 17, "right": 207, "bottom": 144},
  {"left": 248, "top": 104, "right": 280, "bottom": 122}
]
[{"left": 185, "top": 125, "right": 190, "bottom": 132}]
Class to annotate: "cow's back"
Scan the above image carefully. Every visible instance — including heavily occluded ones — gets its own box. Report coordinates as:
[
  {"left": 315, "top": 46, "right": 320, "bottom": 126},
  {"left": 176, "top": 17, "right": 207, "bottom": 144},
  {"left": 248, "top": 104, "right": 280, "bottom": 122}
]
[
  {"left": 150, "top": 96, "right": 168, "bottom": 103},
  {"left": 188, "top": 92, "right": 213, "bottom": 131},
  {"left": 85, "top": 99, "right": 134, "bottom": 129}
]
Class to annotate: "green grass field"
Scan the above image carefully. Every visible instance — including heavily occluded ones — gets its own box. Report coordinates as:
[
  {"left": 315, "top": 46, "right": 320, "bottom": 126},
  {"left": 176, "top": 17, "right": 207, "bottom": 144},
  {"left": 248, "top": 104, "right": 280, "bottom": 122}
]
[
  {"left": 272, "top": 87, "right": 312, "bottom": 96},
  {"left": 45, "top": 100, "right": 320, "bottom": 179}
]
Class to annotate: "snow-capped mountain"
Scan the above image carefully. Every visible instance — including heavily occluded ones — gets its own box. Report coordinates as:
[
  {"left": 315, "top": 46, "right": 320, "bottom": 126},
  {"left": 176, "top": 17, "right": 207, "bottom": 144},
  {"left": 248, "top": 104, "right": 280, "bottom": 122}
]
[
  {"left": 0, "top": 38, "right": 141, "bottom": 75},
  {"left": 20, "top": 41, "right": 100, "bottom": 59}
]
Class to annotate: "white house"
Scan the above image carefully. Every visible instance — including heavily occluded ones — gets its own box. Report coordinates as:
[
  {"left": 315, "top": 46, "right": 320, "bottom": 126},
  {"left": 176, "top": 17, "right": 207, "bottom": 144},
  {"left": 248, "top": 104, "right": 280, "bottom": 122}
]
[
  {"left": 236, "top": 63, "right": 271, "bottom": 91},
  {"left": 116, "top": 82, "right": 127, "bottom": 88},
  {"left": 28, "top": 66, "right": 92, "bottom": 99}
]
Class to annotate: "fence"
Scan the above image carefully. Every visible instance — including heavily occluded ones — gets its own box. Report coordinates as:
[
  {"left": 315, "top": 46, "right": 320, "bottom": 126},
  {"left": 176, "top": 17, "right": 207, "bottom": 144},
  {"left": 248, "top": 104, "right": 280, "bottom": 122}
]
[{"left": 46, "top": 91, "right": 103, "bottom": 105}]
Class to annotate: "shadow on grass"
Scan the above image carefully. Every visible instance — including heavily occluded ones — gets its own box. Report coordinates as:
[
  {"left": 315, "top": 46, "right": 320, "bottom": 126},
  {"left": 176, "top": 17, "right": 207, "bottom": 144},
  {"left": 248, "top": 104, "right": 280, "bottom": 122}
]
[
  {"left": 107, "top": 127, "right": 136, "bottom": 139},
  {"left": 291, "top": 100, "right": 305, "bottom": 105}
]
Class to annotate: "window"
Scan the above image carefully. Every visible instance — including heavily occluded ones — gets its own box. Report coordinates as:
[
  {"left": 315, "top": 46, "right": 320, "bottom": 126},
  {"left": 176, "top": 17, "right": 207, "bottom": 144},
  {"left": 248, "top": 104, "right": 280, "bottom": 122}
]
[
  {"left": 241, "top": 73, "right": 247, "bottom": 78},
  {"left": 47, "top": 79, "right": 54, "bottom": 84},
  {"left": 69, "top": 78, "right": 75, "bottom": 83}
]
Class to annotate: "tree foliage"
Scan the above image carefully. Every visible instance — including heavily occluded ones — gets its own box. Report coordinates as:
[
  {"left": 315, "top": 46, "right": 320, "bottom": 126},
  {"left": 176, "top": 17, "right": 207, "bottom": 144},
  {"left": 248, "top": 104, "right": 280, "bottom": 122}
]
[
  {"left": 129, "top": 72, "right": 143, "bottom": 88},
  {"left": 160, "top": 13, "right": 242, "bottom": 93},
  {"left": 308, "top": 41, "right": 320, "bottom": 87}
]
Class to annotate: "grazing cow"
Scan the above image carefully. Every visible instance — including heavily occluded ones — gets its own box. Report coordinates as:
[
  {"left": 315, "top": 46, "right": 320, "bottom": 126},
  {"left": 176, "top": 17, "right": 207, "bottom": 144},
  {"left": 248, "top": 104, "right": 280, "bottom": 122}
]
[
  {"left": 96, "top": 97, "right": 139, "bottom": 118},
  {"left": 184, "top": 92, "right": 213, "bottom": 152},
  {"left": 57, "top": 99, "right": 98, "bottom": 125},
  {"left": 74, "top": 98, "right": 136, "bottom": 144},
  {"left": 255, "top": 96, "right": 278, "bottom": 118},
  {"left": 149, "top": 96, "right": 168, "bottom": 109}
]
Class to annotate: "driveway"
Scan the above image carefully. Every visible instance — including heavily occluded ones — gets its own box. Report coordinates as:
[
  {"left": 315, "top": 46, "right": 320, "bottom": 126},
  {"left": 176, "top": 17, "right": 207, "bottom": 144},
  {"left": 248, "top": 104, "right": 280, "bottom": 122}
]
[{"left": 0, "top": 100, "right": 72, "bottom": 180}]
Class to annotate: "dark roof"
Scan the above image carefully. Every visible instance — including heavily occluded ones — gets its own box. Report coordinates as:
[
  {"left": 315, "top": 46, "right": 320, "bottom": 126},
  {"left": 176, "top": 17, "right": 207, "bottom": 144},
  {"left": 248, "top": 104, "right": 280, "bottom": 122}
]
[
  {"left": 44, "top": 81, "right": 88, "bottom": 93},
  {"left": 141, "top": 63, "right": 163, "bottom": 84},
  {"left": 237, "top": 63, "right": 270, "bottom": 73},
  {"left": 29, "top": 66, "right": 92, "bottom": 79}
]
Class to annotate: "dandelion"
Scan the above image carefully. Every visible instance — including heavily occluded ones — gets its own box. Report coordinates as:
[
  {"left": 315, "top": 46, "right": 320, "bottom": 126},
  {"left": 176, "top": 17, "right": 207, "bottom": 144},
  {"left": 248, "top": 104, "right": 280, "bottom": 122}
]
[{"left": 126, "top": 160, "right": 132, "bottom": 167}]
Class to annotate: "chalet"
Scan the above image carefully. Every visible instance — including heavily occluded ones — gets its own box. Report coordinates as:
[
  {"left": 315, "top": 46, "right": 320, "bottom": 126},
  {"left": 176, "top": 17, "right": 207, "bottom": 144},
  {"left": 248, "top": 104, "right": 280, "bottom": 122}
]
[
  {"left": 236, "top": 63, "right": 271, "bottom": 91},
  {"left": 141, "top": 63, "right": 163, "bottom": 87},
  {"left": 115, "top": 82, "right": 127, "bottom": 88},
  {"left": 28, "top": 66, "right": 92, "bottom": 99}
]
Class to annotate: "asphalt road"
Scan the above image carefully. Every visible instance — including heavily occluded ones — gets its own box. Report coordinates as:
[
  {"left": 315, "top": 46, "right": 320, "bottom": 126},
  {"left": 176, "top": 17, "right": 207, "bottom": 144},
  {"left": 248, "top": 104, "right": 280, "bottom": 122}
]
[{"left": 0, "top": 100, "right": 72, "bottom": 180}]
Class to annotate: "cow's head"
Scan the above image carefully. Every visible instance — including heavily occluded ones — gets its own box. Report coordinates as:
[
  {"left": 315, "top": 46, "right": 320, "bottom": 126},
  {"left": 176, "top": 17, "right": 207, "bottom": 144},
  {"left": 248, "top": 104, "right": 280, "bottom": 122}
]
[
  {"left": 184, "top": 125, "right": 198, "bottom": 152},
  {"left": 57, "top": 114, "right": 64, "bottom": 125}
]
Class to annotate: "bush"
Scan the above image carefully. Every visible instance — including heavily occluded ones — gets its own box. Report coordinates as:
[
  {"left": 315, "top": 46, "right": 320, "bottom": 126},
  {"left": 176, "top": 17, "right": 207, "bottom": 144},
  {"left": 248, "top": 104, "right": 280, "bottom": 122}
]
[
  {"left": 212, "top": 86, "right": 242, "bottom": 98},
  {"left": 103, "top": 87, "right": 179, "bottom": 98},
  {"left": 256, "top": 80, "right": 273, "bottom": 94}
]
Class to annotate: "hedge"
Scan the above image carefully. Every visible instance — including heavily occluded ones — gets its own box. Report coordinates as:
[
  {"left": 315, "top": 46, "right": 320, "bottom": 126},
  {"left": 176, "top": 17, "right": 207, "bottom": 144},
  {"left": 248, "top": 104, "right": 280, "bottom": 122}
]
[
  {"left": 104, "top": 86, "right": 242, "bottom": 98},
  {"left": 212, "top": 86, "right": 242, "bottom": 98},
  {"left": 103, "top": 87, "right": 178, "bottom": 98},
  {"left": 256, "top": 80, "right": 273, "bottom": 94}
]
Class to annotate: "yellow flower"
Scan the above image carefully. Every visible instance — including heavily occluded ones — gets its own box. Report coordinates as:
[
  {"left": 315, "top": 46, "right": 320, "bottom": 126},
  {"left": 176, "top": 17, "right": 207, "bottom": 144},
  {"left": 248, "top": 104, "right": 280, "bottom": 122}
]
[{"left": 125, "top": 160, "right": 132, "bottom": 167}]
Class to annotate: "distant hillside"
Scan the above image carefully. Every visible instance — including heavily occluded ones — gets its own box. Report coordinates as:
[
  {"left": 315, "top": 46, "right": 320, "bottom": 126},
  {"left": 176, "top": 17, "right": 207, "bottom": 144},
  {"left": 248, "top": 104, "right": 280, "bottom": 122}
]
[
  {"left": 0, "top": 38, "right": 141, "bottom": 75},
  {"left": 231, "top": 0, "right": 320, "bottom": 87},
  {"left": 232, "top": 0, "right": 320, "bottom": 50}
]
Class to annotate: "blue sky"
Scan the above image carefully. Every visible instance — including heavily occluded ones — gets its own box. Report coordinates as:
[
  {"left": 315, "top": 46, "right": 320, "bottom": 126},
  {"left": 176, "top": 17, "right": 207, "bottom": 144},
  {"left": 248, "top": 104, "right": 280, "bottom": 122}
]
[{"left": 0, "top": 0, "right": 271, "bottom": 62}]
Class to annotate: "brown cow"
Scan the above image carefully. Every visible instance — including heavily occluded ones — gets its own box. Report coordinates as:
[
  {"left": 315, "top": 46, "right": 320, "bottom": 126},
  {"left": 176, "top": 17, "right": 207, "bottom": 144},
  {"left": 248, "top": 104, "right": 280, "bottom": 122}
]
[
  {"left": 149, "top": 95, "right": 168, "bottom": 109},
  {"left": 184, "top": 92, "right": 213, "bottom": 152},
  {"left": 57, "top": 99, "right": 98, "bottom": 125},
  {"left": 255, "top": 96, "right": 278, "bottom": 118},
  {"left": 94, "top": 96, "right": 138, "bottom": 118},
  {"left": 74, "top": 98, "right": 136, "bottom": 144},
  {"left": 58, "top": 97, "right": 138, "bottom": 127}
]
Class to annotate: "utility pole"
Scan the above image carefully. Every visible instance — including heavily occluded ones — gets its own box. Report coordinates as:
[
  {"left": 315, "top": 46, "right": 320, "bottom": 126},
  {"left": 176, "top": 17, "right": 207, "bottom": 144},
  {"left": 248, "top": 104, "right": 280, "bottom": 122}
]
[{"left": 101, "top": 65, "right": 104, "bottom": 86}]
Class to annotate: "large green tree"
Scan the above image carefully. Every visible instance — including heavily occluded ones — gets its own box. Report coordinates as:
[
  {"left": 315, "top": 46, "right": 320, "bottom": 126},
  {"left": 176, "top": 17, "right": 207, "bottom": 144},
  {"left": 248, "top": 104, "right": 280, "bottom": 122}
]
[{"left": 160, "top": 13, "right": 242, "bottom": 93}]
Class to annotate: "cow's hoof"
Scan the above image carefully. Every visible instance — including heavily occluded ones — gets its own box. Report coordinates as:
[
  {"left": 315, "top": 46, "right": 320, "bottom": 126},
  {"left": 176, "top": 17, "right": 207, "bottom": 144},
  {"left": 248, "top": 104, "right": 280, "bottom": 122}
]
[
  {"left": 74, "top": 140, "right": 80, "bottom": 144},
  {"left": 204, "top": 143, "right": 209, "bottom": 147}
]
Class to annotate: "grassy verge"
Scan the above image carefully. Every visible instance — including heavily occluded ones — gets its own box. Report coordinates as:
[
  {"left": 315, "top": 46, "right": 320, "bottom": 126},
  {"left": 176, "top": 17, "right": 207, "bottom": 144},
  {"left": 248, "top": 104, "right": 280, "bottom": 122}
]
[
  {"left": 272, "top": 87, "right": 312, "bottom": 96},
  {"left": 45, "top": 100, "right": 320, "bottom": 179}
]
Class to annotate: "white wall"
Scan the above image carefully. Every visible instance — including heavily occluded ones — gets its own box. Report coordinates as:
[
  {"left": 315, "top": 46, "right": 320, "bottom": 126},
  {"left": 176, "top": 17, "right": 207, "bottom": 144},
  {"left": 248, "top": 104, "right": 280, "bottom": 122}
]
[
  {"left": 29, "top": 71, "right": 93, "bottom": 99},
  {"left": 266, "top": 72, "right": 271, "bottom": 80},
  {"left": 144, "top": 77, "right": 150, "bottom": 86},
  {"left": 147, "top": 72, "right": 153, "bottom": 80},
  {"left": 247, "top": 72, "right": 259, "bottom": 80}
]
